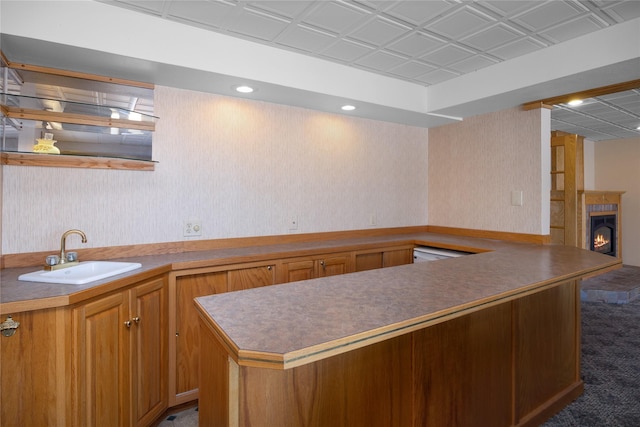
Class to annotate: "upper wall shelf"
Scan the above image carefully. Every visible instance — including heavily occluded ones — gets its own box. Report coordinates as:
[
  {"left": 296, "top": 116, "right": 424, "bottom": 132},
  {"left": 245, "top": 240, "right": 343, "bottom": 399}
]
[
  {"left": 1, "top": 93, "right": 157, "bottom": 131},
  {"left": 1, "top": 152, "right": 156, "bottom": 171},
  {"left": 1, "top": 51, "right": 157, "bottom": 170}
]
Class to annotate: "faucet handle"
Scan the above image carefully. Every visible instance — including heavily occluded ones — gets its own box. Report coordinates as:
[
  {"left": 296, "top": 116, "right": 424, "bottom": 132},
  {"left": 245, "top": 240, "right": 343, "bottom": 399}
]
[
  {"left": 66, "top": 252, "right": 78, "bottom": 262},
  {"left": 46, "top": 255, "right": 60, "bottom": 266}
]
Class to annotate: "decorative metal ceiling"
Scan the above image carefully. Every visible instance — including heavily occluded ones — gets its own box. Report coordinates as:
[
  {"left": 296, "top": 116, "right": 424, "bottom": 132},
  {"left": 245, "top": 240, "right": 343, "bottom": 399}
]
[{"left": 98, "top": 0, "right": 640, "bottom": 140}]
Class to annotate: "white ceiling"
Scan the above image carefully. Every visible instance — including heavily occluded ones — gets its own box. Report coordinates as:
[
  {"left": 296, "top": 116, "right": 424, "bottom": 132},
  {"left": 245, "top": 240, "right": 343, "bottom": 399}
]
[
  {"left": 550, "top": 88, "right": 640, "bottom": 140},
  {"left": 100, "top": 0, "right": 636, "bottom": 87},
  {"left": 2, "top": 0, "right": 640, "bottom": 140},
  {"left": 100, "top": 0, "right": 640, "bottom": 141}
]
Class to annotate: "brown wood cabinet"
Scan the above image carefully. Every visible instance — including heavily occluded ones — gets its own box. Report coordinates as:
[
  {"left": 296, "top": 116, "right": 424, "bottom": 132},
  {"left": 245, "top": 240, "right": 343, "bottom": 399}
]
[
  {"left": 131, "top": 277, "right": 169, "bottom": 426},
  {"left": 279, "top": 252, "right": 352, "bottom": 283},
  {"left": 73, "top": 275, "right": 168, "bottom": 427},
  {"left": 550, "top": 131, "right": 584, "bottom": 247},
  {"left": 170, "top": 261, "right": 276, "bottom": 405},
  {"left": 0, "top": 308, "right": 71, "bottom": 426},
  {"left": 171, "top": 248, "right": 415, "bottom": 404},
  {"left": 354, "top": 246, "right": 413, "bottom": 271},
  {"left": 1, "top": 240, "right": 426, "bottom": 424},
  {"left": 172, "top": 269, "right": 227, "bottom": 405},
  {"left": 228, "top": 263, "right": 276, "bottom": 292}
]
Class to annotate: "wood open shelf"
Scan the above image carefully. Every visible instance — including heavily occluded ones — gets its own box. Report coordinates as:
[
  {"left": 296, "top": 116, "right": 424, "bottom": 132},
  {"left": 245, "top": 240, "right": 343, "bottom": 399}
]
[
  {"left": 550, "top": 131, "right": 583, "bottom": 247},
  {"left": 1, "top": 152, "right": 155, "bottom": 171}
]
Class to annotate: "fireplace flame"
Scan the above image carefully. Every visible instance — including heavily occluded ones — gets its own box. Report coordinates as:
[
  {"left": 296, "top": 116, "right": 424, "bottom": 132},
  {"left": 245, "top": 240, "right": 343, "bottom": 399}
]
[{"left": 594, "top": 233, "right": 609, "bottom": 249}]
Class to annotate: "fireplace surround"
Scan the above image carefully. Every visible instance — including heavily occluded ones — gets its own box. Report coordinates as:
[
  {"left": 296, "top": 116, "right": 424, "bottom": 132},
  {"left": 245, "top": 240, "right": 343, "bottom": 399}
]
[
  {"left": 578, "top": 191, "right": 624, "bottom": 258},
  {"left": 589, "top": 213, "right": 617, "bottom": 256}
]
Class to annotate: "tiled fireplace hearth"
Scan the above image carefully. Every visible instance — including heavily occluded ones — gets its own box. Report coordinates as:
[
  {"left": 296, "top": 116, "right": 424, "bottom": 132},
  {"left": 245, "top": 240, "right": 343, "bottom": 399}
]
[{"left": 578, "top": 191, "right": 624, "bottom": 259}]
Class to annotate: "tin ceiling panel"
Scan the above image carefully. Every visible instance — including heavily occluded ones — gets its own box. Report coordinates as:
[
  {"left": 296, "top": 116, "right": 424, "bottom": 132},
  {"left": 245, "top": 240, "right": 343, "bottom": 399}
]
[{"left": 97, "top": 0, "right": 640, "bottom": 140}]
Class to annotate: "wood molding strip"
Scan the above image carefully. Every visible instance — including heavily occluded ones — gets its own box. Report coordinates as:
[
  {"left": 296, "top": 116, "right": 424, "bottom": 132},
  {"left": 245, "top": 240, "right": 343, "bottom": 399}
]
[
  {"left": 3, "top": 106, "right": 156, "bottom": 132},
  {"left": 0, "top": 50, "right": 9, "bottom": 67},
  {"left": 522, "top": 79, "right": 640, "bottom": 110},
  {"left": 522, "top": 102, "right": 553, "bottom": 111},
  {"left": 7, "top": 60, "right": 154, "bottom": 90}
]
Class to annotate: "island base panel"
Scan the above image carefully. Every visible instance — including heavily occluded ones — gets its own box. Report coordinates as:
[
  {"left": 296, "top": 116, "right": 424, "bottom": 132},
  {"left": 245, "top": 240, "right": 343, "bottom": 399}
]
[
  {"left": 413, "top": 302, "right": 512, "bottom": 426},
  {"left": 199, "top": 279, "right": 582, "bottom": 427},
  {"left": 200, "top": 322, "right": 414, "bottom": 426}
]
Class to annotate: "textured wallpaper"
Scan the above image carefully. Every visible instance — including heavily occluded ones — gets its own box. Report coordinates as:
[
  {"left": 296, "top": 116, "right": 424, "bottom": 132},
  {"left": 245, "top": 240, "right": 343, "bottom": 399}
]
[
  {"left": 1, "top": 86, "right": 429, "bottom": 254},
  {"left": 428, "top": 107, "right": 550, "bottom": 235}
]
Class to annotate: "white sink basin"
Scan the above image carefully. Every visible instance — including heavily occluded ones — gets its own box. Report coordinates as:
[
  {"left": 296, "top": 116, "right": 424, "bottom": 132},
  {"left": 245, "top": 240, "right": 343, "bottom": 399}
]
[{"left": 18, "top": 261, "right": 142, "bottom": 285}]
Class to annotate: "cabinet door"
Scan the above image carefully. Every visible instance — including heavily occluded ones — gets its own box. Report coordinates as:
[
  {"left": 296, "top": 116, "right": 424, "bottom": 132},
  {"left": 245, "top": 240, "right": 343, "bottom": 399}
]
[
  {"left": 355, "top": 252, "right": 383, "bottom": 271},
  {"left": 174, "top": 271, "right": 227, "bottom": 403},
  {"left": 228, "top": 264, "right": 276, "bottom": 292},
  {"left": 280, "top": 259, "right": 316, "bottom": 283},
  {"left": 355, "top": 247, "right": 413, "bottom": 271},
  {"left": 281, "top": 254, "right": 352, "bottom": 282},
  {"left": 383, "top": 248, "right": 413, "bottom": 267},
  {"left": 75, "top": 292, "right": 130, "bottom": 427},
  {"left": 318, "top": 254, "right": 351, "bottom": 278},
  {"left": 1, "top": 308, "right": 67, "bottom": 427},
  {"left": 130, "top": 276, "right": 168, "bottom": 427}
]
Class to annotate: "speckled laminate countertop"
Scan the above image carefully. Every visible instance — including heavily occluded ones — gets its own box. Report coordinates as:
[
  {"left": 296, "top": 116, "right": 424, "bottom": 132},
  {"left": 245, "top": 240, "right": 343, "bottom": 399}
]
[
  {"left": 194, "top": 239, "right": 620, "bottom": 369},
  {"left": 0, "top": 232, "right": 483, "bottom": 313},
  {"left": 1, "top": 232, "right": 619, "bottom": 325}
]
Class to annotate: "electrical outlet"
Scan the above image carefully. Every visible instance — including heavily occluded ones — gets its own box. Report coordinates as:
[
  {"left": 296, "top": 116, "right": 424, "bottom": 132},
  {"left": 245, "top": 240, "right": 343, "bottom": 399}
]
[
  {"left": 369, "top": 213, "right": 377, "bottom": 226},
  {"left": 288, "top": 215, "right": 298, "bottom": 230},
  {"left": 183, "top": 220, "right": 202, "bottom": 237}
]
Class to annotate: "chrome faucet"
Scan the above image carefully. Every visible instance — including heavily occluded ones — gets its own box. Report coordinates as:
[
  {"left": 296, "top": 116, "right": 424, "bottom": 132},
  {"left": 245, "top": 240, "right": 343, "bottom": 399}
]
[{"left": 58, "top": 229, "right": 87, "bottom": 265}]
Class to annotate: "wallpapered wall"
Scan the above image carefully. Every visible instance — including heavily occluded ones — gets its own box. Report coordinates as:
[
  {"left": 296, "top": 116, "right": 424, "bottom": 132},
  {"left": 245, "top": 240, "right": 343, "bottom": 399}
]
[
  {"left": 427, "top": 107, "right": 550, "bottom": 235},
  {"left": 594, "top": 137, "right": 640, "bottom": 267},
  {"left": 1, "top": 86, "right": 430, "bottom": 254}
]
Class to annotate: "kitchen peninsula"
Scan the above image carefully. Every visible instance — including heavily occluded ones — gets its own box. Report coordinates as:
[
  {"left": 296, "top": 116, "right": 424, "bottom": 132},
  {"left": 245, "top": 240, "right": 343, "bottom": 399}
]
[
  {"left": 1, "top": 231, "right": 620, "bottom": 427},
  {"left": 195, "top": 239, "right": 620, "bottom": 427}
]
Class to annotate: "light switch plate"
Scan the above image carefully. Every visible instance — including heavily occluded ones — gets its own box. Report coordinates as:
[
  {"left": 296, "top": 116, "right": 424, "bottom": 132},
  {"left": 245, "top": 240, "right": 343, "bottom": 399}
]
[{"left": 511, "top": 191, "right": 523, "bottom": 206}]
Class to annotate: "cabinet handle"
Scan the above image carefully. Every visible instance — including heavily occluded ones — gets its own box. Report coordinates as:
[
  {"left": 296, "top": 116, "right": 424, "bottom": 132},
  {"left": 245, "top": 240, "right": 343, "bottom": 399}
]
[
  {"left": 320, "top": 260, "right": 326, "bottom": 269},
  {"left": 133, "top": 316, "right": 140, "bottom": 324},
  {"left": 267, "top": 265, "right": 272, "bottom": 271},
  {"left": 124, "top": 320, "right": 132, "bottom": 328}
]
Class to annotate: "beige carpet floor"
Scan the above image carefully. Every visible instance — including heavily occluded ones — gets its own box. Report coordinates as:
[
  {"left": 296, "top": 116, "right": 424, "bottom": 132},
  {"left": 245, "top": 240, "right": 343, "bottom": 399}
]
[{"left": 157, "top": 406, "right": 198, "bottom": 427}]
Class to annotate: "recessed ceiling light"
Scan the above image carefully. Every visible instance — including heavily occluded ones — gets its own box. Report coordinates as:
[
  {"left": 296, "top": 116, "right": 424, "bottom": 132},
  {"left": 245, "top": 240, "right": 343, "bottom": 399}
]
[
  {"left": 567, "top": 99, "right": 583, "bottom": 106},
  {"left": 235, "top": 85, "right": 254, "bottom": 93},
  {"left": 341, "top": 105, "right": 356, "bottom": 111}
]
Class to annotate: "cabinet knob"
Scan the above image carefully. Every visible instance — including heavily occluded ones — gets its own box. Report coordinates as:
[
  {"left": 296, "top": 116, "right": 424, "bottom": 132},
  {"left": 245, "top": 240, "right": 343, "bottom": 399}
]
[
  {"left": 267, "top": 265, "right": 272, "bottom": 271},
  {"left": 133, "top": 316, "right": 140, "bottom": 324},
  {"left": 124, "top": 320, "right": 132, "bottom": 328},
  {"left": 320, "top": 260, "right": 325, "bottom": 268}
]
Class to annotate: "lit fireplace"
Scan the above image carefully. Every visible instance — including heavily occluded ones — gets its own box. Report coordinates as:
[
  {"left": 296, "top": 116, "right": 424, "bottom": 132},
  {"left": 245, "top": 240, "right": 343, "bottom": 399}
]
[
  {"left": 579, "top": 191, "right": 623, "bottom": 259},
  {"left": 590, "top": 214, "right": 616, "bottom": 257},
  {"left": 593, "top": 233, "right": 609, "bottom": 250}
]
